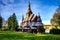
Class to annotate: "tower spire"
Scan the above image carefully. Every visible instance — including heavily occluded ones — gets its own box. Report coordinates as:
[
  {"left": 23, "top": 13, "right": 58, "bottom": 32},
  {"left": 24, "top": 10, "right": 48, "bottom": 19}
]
[
  {"left": 37, "top": 12, "right": 42, "bottom": 22},
  {"left": 26, "top": 1, "right": 32, "bottom": 18},
  {"left": 37, "top": 12, "right": 40, "bottom": 18},
  {"left": 28, "top": 2, "right": 31, "bottom": 10}
]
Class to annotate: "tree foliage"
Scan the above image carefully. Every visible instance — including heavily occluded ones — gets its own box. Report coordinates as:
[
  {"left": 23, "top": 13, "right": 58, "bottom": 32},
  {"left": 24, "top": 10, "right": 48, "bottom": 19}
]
[
  {"left": 8, "top": 13, "right": 18, "bottom": 31},
  {"left": 50, "top": 10, "right": 60, "bottom": 28},
  {"left": 0, "top": 15, "right": 3, "bottom": 29},
  {"left": 8, "top": 15, "right": 12, "bottom": 30},
  {"left": 50, "top": 29, "right": 60, "bottom": 34},
  {"left": 51, "top": 13, "right": 60, "bottom": 24}
]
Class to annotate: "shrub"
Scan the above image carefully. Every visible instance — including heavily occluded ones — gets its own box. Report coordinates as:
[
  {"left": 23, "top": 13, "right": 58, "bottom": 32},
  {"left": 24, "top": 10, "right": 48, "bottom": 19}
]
[{"left": 50, "top": 29, "right": 60, "bottom": 34}]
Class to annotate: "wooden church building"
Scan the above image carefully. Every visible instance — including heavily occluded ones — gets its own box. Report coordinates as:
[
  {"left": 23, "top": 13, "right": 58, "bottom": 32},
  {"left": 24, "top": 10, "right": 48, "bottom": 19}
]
[{"left": 20, "top": 2, "right": 45, "bottom": 33}]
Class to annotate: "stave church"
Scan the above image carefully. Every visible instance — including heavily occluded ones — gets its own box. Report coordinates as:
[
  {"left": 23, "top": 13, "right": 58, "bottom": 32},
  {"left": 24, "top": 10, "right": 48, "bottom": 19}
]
[{"left": 20, "top": 2, "right": 45, "bottom": 33}]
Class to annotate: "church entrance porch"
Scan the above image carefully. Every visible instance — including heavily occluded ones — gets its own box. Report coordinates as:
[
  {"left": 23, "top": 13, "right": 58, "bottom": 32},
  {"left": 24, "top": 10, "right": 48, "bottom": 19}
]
[{"left": 30, "top": 29, "right": 37, "bottom": 33}]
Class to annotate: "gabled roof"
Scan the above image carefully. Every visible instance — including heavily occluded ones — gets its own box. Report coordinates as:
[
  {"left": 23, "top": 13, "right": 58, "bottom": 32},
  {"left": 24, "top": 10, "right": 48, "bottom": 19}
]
[
  {"left": 29, "top": 14, "right": 34, "bottom": 21},
  {"left": 31, "top": 15, "right": 37, "bottom": 22}
]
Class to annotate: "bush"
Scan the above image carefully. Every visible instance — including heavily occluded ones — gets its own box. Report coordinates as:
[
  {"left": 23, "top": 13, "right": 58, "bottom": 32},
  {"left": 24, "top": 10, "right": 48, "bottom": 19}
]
[{"left": 50, "top": 29, "right": 60, "bottom": 34}]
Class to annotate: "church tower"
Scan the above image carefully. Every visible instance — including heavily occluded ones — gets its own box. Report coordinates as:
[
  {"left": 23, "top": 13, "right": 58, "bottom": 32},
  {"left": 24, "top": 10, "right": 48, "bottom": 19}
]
[{"left": 26, "top": 2, "right": 32, "bottom": 18}]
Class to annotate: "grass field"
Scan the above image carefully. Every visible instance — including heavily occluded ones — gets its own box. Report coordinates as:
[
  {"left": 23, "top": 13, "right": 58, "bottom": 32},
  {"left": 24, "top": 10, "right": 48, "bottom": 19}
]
[{"left": 0, "top": 31, "right": 60, "bottom": 40}]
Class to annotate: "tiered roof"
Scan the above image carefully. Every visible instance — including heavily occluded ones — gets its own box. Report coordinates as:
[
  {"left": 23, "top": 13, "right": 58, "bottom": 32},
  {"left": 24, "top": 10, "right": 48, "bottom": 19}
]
[{"left": 20, "top": 2, "right": 43, "bottom": 28}]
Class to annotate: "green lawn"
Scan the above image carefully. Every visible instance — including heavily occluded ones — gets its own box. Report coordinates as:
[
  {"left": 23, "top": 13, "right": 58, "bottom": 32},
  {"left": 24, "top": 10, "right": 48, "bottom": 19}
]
[{"left": 0, "top": 31, "right": 60, "bottom": 40}]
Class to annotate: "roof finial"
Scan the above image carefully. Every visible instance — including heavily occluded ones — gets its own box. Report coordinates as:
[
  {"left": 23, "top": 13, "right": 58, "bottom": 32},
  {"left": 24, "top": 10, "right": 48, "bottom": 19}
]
[
  {"left": 37, "top": 12, "right": 40, "bottom": 17},
  {"left": 28, "top": 1, "right": 31, "bottom": 10}
]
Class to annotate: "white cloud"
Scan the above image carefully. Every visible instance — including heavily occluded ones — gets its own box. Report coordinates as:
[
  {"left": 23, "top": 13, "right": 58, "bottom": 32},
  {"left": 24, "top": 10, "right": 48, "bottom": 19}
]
[
  {"left": 1, "top": 0, "right": 14, "bottom": 5},
  {"left": 42, "top": 20, "right": 51, "bottom": 25},
  {"left": 18, "top": 20, "right": 22, "bottom": 26}
]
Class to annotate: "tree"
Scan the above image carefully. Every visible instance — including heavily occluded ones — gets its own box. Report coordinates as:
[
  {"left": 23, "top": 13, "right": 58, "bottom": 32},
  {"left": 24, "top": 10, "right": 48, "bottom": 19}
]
[
  {"left": 0, "top": 15, "right": 3, "bottom": 29},
  {"left": 11, "top": 13, "right": 18, "bottom": 30},
  {"left": 7, "top": 13, "right": 18, "bottom": 31},
  {"left": 8, "top": 15, "right": 12, "bottom": 30},
  {"left": 50, "top": 6, "right": 60, "bottom": 28}
]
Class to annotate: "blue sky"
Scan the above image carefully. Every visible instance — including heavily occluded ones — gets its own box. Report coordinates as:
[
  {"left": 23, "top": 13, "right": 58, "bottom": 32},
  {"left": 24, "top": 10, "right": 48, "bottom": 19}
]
[{"left": 0, "top": 0, "right": 60, "bottom": 25}]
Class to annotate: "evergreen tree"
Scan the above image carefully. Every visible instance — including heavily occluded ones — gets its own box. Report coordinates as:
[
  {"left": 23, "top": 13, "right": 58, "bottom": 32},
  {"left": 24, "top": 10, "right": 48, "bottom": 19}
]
[
  {"left": 8, "top": 13, "right": 18, "bottom": 31},
  {"left": 11, "top": 13, "right": 18, "bottom": 30},
  {"left": 0, "top": 15, "right": 3, "bottom": 29},
  {"left": 8, "top": 15, "right": 12, "bottom": 30}
]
